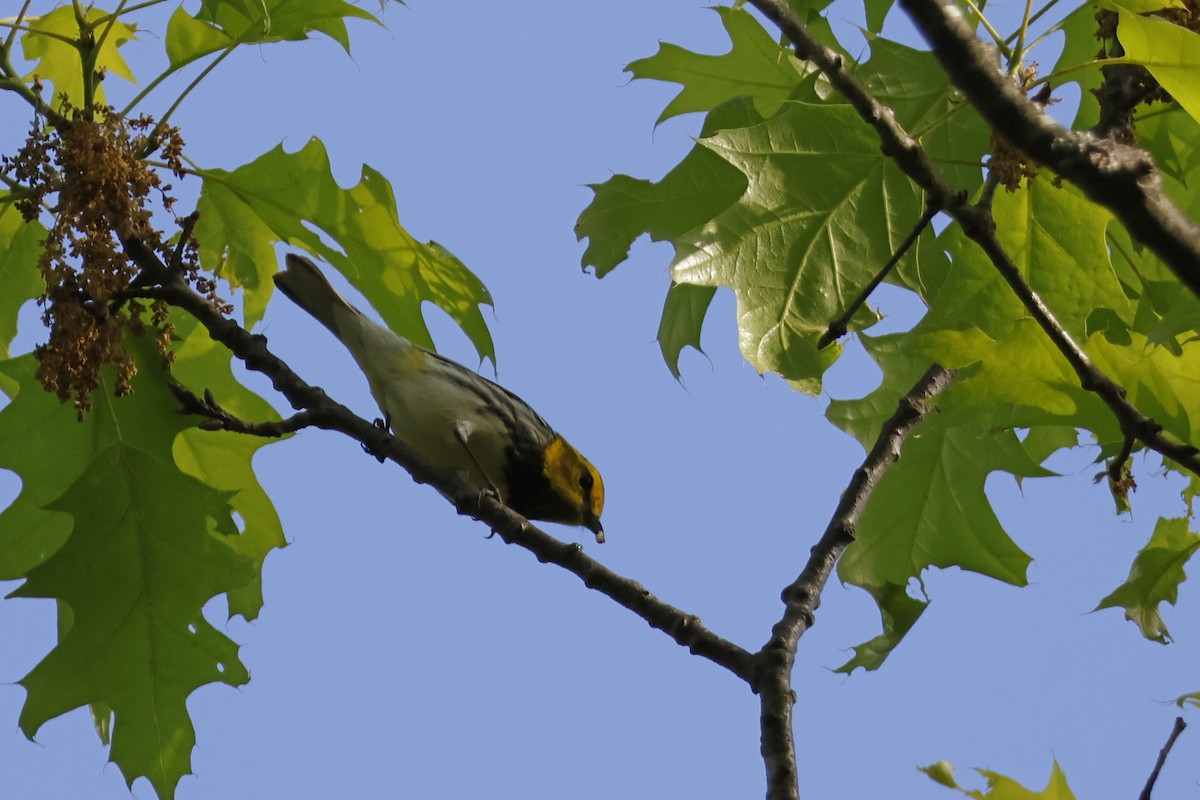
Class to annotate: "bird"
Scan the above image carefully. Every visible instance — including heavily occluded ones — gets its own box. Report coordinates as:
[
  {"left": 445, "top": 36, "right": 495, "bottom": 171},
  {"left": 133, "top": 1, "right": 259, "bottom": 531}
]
[{"left": 273, "top": 254, "right": 605, "bottom": 542}]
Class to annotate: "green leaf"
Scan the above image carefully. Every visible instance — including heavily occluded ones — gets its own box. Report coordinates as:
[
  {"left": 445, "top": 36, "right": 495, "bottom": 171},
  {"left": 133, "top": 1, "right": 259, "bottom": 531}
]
[
  {"left": 1104, "top": 223, "right": 1200, "bottom": 350},
  {"left": 20, "top": 6, "right": 137, "bottom": 109},
  {"left": 990, "top": 179, "right": 1132, "bottom": 338},
  {"left": 863, "top": 0, "right": 897, "bottom": 33},
  {"left": 5, "top": 337, "right": 255, "bottom": 800},
  {"left": 1137, "top": 103, "right": 1200, "bottom": 186},
  {"left": 1146, "top": 283, "right": 1200, "bottom": 348},
  {"left": 1119, "top": 13, "right": 1200, "bottom": 126},
  {"left": 1095, "top": 516, "right": 1200, "bottom": 642},
  {"left": 920, "top": 760, "right": 959, "bottom": 789},
  {"left": 0, "top": 203, "right": 46, "bottom": 358},
  {"left": 164, "top": 5, "right": 234, "bottom": 68},
  {"left": 671, "top": 101, "right": 923, "bottom": 391},
  {"left": 837, "top": 411, "right": 1037, "bottom": 588},
  {"left": 0, "top": 356, "right": 84, "bottom": 579},
  {"left": 194, "top": 0, "right": 378, "bottom": 52},
  {"left": 626, "top": 7, "right": 808, "bottom": 124},
  {"left": 925, "top": 759, "right": 1078, "bottom": 799},
  {"left": 1089, "top": 331, "right": 1200, "bottom": 451},
  {"left": 1017, "top": 426, "right": 1080, "bottom": 470},
  {"left": 1107, "top": 0, "right": 1185, "bottom": 13},
  {"left": 834, "top": 580, "right": 927, "bottom": 673},
  {"left": 1052, "top": 5, "right": 1104, "bottom": 130},
  {"left": 576, "top": 99, "right": 756, "bottom": 278},
  {"left": 194, "top": 138, "right": 494, "bottom": 361},
  {"left": 657, "top": 283, "right": 717, "bottom": 379},
  {"left": 169, "top": 313, "right": 287, "bottom": 621},
  {"left": 857, "top": 36, "right": 990, "bottom": 192}
]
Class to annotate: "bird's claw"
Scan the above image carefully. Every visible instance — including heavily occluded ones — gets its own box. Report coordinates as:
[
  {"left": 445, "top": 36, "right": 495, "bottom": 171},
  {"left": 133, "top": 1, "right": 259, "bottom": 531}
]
[{"left": 360, "top": 416, "right": 390, "bottom": 463}]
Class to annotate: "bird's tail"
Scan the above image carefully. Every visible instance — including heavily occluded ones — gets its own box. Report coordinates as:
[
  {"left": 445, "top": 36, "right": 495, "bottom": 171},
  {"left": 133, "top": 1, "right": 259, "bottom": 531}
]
[{"left": 273, "top": 254, "right": 362, "bottom": 340}]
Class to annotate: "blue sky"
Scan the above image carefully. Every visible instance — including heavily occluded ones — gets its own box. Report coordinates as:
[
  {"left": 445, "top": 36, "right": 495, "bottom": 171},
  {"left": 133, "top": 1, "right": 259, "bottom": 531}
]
[{"left": 2, "top": 1, "right": 1198, "bottom": 798}]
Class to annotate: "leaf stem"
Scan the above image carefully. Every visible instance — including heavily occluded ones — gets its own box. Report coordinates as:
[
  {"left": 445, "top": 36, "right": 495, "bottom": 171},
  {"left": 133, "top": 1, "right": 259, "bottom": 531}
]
[
  {"left": 960, "top": 0, "right": 1009, "bottom": 57},
  {"left": 92, "top": 0, "right": 131, "bottom": 60},
  {"left": 1009, "top": 0, "right": 1035, "bottom": 77},
  {"left": 94, "top": 0, "right": 169, "bottom": 26},
  {"left": 1031, "top": 57, "right": 1142, "bottom": 89},
  {"left": 0, "top": 21, "right": 80, "bottom": 49},
  {"left": 156, "top": 46, "right": 234, "bottom": 130},
  {"left": 3, "top": 0, "right": 33, "bottom": 51},
  {"left": 1002, "top": 0, "right": 1064, "bottom": 45}
]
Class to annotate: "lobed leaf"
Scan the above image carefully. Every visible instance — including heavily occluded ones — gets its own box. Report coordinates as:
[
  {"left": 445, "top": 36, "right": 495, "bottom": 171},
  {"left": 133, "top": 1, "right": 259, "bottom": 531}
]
[
  {"left": 626, "top": 7, "right": 809, "bottom": 124},
  {"left": 164, "top": 5, "right": 235, "bottom": 69},
  {"left": 3, "top": 337, "right": 259, "bottom": 799},
  {"left": 577, "top": 99, "right": 757, "bottom": 278},
  {"left": 924, "top": 759, "right": 1078, "bottom": 799},
  {"left": 170, "top": 314, "right": 287, "bottom": 621},
  {"left": 1095, "top": 516, "right": 1200, "bottom": 642},
  {"left": 856, "top": 37, "right": 989, "bottom": 193},
  {"left": 834, "top": 581, "right": 927, "bottom": 673},
  {"left": 19, "top": 6, "right": 137, "bottom": 110},
  {"left": 194, "top": 138, "right": 495, "bottom": 361},
  {"left": 192, "top": 0, "right": 378, "bottom": 53},
  {"left": 1119, "top": 13, "right": 1200, "bottom": 126},
  {"left": 0, "top": 203, "right": 45, "bottom": 359},
  {"left": 1052, "top": 5, "right": 1105, "bottom": 130},
  {"left": 657, "top": 283, "right": 717, "bottom": 379},
  {"left": 671, "top": 101, "right": 922, "bottom": 391}
]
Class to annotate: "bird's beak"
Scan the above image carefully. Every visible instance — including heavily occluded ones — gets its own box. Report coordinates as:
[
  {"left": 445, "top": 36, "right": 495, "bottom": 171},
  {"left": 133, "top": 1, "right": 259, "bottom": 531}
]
[{"left": 583, "top": 509, "right": 605, "bottom": 544}]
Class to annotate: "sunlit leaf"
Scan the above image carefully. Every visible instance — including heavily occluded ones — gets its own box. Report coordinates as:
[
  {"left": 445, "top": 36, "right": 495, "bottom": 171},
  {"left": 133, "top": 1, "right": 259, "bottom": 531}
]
[
  {"left": 193, "top": 0, "right": 378, "bottom": 52},
  {"left": 626, "top": 7, "right": 808, "bottom": 124},
  {"left": 0, "top": 203, "right": 45, "bottom": 358},
  {"left": 1119, "top": 13, "right": 1200, "bottom": 125},
  {"left": 671, "top": 101, "right": 922, "bottom": 391},
  {"left": 925, "top": 759, "right": 1078, "bottom": 799},
  {"left": 5, "top": 338, "right": 256, "bottom": 800},
  {"left": 20, "top": 6, "right": 137, "bottom": 109},
  {"left": 194, "top": 139, "right": 494, "bottom": 360},
  {"left": 1095, "top": 516, "right": 1200, "bottom": 642}
]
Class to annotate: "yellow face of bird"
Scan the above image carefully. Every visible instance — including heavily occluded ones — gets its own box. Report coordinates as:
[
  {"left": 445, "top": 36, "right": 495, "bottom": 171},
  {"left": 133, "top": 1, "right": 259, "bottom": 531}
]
[{"left": 543, "top": 436, "right": 605, "bottom": 542}]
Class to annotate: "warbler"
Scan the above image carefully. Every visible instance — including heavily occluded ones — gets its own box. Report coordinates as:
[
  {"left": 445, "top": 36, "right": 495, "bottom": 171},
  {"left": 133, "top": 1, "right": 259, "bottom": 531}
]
[{"left": 273, "top": 254, "right": 605, "bottom": 542}]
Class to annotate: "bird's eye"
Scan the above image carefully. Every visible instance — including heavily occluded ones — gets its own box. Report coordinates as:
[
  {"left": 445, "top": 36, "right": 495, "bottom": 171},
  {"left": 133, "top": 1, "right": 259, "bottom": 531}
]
[{"left": 579, "top": 472, "right": 593, "bottom": 490}]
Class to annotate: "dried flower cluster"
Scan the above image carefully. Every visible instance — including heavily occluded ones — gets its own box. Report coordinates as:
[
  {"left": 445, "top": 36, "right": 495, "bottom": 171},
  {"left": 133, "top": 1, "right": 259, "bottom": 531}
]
[
  {"left": 987, "top": 67, "right": 1044, "bottom": 192},
  {"left": 1, "top": 105, "right": 222, "bottom": 417}
]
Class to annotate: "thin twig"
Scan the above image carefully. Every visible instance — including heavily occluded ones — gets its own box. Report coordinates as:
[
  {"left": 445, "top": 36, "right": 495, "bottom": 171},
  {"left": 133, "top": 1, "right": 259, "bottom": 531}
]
[
  {"left": 168, "top": 382, "right": 316, "bottom": 437},
  {"left": 1139, "top": 717, "right": 1186, "bottom": 800},
  {"left": 818, "top": 206, "right": 937, "bottom": 349},
  {"left": 1108, "top": 433, "right": 1136, "bottom": 488},
  {"left": 752, "top": 364, "right": 956, "bottom": 800},
  {"left": 122, "top": 235, "right": 757, "bottom": 683},
  {"left": 170, "top": 210, "right": 199, "bottom": 273}
]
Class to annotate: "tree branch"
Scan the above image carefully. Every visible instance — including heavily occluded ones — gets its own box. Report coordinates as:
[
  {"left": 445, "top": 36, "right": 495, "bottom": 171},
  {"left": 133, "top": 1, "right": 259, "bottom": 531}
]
[
  {"left": 897, "top": 0, "right": 1200, "bottom": 298},
  {"left": 121, "top": 236, "right": 757, "bottom": 683},
  {"left": 167, "top": 382, "right": 317, "bottom": 436},
  {"left": 1139, "top": 716, "right": 1186, "bottom": 800},
  {"left": 753, "top": 364, "right": 957, "bottom": 800},
  {"left": 818, "top": 205, "right": 938, "bottom": 349},
  {"left": 746, "top": 0, "right": 1200, "bottom": 481}
]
